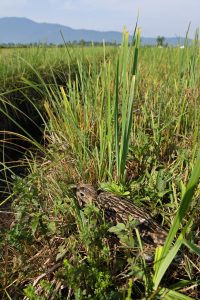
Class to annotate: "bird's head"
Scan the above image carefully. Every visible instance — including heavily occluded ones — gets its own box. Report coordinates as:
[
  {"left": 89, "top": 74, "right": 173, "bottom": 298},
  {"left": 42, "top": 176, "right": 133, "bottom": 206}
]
[{"left": 76, "top": 184, "right": 97, "bottom": 207}]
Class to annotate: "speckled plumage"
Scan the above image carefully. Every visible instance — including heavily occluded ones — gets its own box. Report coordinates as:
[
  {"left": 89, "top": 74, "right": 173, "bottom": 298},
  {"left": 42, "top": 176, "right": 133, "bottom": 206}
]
[{"left": 76, "top": 184, "right": 167, "bottom": 246}]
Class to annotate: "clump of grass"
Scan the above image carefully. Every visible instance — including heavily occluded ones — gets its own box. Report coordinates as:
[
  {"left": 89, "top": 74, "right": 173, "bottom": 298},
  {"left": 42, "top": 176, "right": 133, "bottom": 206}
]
[
  {"left": 42, "top": 28, "right": 140, "bottom": 183},
  {"left": 1, "top": 148, "right": 199, "bottom": 299}
]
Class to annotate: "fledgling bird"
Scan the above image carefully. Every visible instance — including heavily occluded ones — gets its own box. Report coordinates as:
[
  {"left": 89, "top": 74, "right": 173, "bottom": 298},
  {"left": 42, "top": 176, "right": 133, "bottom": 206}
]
[{"left": 76, "top": 184, "right": 167, "bottom": 247}]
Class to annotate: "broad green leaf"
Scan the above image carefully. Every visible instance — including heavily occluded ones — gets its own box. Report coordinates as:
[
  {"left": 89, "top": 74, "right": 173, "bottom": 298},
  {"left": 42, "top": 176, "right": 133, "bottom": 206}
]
[
  {"left": 158, "top": 288, "right": 195, "bottom": 300},
  {"left": 108, "top": 223, "right": 126, "bottom": 234},
  {"left": 153, "top": 240, "right": 183, "bottom": 289}
]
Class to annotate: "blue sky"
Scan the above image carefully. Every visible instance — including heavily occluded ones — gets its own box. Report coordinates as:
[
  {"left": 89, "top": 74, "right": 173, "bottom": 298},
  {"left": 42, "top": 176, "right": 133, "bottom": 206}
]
[{"left": 0, "top": 0, "right": 199, "bottom": 37}]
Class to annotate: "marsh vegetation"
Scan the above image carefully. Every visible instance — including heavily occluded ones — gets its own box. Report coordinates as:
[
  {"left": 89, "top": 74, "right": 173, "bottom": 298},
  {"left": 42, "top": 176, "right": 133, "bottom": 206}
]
[{"left": 0, "top": 30, "right": 200, "bottom": 299}]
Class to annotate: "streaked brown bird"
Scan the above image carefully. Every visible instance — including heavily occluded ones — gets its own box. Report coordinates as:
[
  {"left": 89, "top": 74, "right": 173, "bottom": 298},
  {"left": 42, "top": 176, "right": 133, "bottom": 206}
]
[{"left": 76, "top": 184, "right": 167, "bottom": 246}]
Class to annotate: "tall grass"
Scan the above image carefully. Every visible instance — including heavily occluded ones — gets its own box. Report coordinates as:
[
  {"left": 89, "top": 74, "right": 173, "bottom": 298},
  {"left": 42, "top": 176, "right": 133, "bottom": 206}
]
[
  {"left": 153, "top": 152, "right": 200, "bottom": 292},
  {"left": 41, "top": 29, "right": 140, "bottom": 183},
  {"left": 0, "top": 30, "right": 200, "bottom": 299}
]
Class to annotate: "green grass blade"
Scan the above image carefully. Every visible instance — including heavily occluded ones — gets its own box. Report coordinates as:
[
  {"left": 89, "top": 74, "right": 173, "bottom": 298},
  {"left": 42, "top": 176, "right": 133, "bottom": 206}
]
[
  {"left": 158, "top": 288, "right": 195, "bottom": 300},
  {"left": 153, "top": 152, "right": 200, "bottom": 288},
  {"left": 114, "top": 59, "right": 120, "bottom": 179},
  {"left": 183, "top": 239, "right": 200, "bottom": 256}
]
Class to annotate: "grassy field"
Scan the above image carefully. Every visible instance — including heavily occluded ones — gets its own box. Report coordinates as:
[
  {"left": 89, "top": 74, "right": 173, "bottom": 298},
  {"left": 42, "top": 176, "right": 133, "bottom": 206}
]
[{"left": 0, "top": 30, "right": 200, "bottom": 299}]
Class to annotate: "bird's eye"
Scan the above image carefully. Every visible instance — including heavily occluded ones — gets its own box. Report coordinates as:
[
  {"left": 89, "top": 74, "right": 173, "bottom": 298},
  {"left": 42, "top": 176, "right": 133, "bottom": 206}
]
[{"left": 80, "top": 192, "right": 85, "bottom": 197}]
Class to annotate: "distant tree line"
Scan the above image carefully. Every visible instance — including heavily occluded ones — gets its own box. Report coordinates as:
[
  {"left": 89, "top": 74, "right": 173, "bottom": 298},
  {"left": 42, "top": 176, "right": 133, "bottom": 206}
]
[
  {"left": 0, "top": 37, "right": 171, "bottom": 48},
  {"left": 0, "top": 40, "right": 120, "bottom": 48}
]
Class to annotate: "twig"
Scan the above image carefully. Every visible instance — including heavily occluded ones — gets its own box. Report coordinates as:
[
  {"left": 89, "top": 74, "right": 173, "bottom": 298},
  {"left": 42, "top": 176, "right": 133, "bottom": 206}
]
[{"left": 23, "top": 262, "right": 62, "bottom": 300}]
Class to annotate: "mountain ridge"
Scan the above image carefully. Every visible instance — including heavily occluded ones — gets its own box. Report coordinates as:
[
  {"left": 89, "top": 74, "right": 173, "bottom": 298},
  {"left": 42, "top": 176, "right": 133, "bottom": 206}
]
[{"left": 0, "top": 17, "right": 186, "bottom": 45}]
